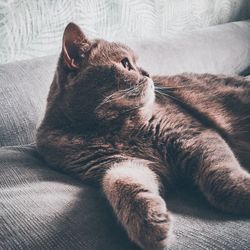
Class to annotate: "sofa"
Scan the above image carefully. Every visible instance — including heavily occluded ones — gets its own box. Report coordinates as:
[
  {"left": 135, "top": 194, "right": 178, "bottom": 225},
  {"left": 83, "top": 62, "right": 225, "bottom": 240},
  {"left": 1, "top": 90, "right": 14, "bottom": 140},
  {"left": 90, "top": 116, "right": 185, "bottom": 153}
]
[{"left": 1, "top": 1, "right": 250, "bottom": 250}]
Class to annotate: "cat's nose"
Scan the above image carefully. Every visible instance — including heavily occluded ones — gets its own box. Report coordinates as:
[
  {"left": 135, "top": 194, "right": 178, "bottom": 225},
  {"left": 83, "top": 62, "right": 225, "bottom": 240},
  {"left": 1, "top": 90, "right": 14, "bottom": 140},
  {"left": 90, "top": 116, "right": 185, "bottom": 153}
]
[{"left": 139, "top": 68, "right": 150, "bottom": 78}]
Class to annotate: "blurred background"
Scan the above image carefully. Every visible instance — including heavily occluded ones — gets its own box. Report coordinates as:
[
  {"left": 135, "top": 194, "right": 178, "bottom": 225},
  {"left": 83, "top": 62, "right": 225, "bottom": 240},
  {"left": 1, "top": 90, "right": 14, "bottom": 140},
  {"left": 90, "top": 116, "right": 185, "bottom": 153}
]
[{"left": 0, "top": 0, "right": 250, "bottom": 64}]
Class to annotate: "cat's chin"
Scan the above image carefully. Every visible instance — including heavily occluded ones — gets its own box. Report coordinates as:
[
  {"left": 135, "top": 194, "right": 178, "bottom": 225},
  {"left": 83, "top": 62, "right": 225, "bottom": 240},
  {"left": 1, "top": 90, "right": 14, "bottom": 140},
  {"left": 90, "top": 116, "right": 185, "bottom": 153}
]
[
  {"left": 143, "top": 78, "right": 155, "bottom": 106},
  {"left": 138, "top": 78, "right": 155, "bottom": 120}
]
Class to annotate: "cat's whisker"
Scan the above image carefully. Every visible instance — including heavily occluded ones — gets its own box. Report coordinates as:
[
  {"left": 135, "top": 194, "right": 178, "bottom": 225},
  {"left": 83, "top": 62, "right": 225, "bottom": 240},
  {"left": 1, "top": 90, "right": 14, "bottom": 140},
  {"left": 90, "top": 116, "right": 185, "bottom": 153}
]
[
  {"left": 155, "top": 84, "right": 200, "bottom": 90},
  {"left": 102, "top": 94, "right": 117, "bottom": 103},
  {"left": 155, "top": 89, "right": 185, "bottom": 104},
  {"left": 120, "top": 86, "right": 142, "bottom": 98},
  {"left": 96, "top": 93, "right": 121, "bottom": 110},
  {"left": 119, "top": 87, "right": 134, "bottom": 92},
  {"left": 234, "top": 114, "right": 250, "bottom": 122},
  {"left": 234, "top": 130, "right": 250, "bottom": 134},
  {"left": 155, "top": 86, "right": 177, "bottom": 90},
  {"left": 155, "top": 83, "right": 203, "bottom": 91},
  {"left": 119, "top": 105, "right": 141, "bottom": 115},
  {"left": 96, "top": 86, "right": 141, "bottom": 111}
]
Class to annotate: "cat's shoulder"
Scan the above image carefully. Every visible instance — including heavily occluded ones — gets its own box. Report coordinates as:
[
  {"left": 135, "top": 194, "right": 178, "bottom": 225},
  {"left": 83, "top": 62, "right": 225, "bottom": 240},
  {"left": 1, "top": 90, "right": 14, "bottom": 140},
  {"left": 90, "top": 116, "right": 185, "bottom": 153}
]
[{"left": 153, "top": 73, "right": 250, "bottom": 89}]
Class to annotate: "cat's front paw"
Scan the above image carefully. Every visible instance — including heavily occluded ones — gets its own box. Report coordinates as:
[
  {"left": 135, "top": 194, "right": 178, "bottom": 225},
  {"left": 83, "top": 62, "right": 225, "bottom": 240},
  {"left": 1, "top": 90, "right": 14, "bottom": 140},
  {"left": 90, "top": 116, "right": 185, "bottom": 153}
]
[{"left": 126, "top": 193, "right": 172, "bottom": 250}]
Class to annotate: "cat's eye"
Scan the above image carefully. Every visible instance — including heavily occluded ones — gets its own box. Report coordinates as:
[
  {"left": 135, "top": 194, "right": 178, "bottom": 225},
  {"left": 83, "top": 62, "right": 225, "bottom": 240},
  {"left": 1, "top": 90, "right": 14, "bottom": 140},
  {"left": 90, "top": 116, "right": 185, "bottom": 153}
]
[{"left": 121, "top": 58, "right": 132, "bottom": 71}]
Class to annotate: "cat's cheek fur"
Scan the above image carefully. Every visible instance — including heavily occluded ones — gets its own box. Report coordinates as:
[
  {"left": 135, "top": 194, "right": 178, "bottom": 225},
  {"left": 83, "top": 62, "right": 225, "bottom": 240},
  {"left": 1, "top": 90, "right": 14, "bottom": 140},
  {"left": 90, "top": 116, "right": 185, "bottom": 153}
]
[{"left": 102, "top": 160, "right": 173, "bottom": 250}]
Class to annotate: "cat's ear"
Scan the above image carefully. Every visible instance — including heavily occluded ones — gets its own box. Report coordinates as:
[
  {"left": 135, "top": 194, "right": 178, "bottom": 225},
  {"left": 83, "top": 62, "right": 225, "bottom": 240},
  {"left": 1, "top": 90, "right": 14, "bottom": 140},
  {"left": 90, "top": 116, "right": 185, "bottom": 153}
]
[{"left": 62, "top": 22, "right": 90, "bottom": 69}]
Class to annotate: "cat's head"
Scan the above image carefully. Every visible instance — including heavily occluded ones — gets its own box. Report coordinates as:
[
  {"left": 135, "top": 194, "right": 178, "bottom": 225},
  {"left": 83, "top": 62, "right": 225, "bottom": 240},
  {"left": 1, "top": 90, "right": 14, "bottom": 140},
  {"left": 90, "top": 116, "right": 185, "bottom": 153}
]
[{"left": 51, "top": 23, "right": 154, "bottom": 130}]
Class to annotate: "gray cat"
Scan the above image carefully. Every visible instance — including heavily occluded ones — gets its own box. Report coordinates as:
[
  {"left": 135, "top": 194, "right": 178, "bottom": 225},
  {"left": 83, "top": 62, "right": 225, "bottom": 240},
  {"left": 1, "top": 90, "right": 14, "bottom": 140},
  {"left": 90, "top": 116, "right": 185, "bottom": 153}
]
[{"left": 36, "top": 23, "right": 250, "bottom": 250}]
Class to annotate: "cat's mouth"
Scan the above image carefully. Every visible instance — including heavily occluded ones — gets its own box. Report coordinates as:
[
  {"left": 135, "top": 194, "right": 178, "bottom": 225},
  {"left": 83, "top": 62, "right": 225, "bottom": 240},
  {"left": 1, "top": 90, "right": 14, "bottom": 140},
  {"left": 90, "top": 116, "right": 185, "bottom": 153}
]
[{"left": 142, "top": 78, "right": 155, "bottom": 105}]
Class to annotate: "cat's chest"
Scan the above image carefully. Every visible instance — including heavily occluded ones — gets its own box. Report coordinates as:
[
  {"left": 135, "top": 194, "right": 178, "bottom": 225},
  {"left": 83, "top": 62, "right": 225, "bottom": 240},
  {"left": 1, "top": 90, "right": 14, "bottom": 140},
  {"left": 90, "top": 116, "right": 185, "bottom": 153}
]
[
  {"left": 117, "top": 104, "right": 202, "bottom": 162},
  {"left": 106, "top": 124, "right": 177, "bottom": 163},
  {"left": 100, "top": 132, "right": 157, "bottom": 161},
  {"left": 83, "top": 103, "right": 201, "bottom": 166}
]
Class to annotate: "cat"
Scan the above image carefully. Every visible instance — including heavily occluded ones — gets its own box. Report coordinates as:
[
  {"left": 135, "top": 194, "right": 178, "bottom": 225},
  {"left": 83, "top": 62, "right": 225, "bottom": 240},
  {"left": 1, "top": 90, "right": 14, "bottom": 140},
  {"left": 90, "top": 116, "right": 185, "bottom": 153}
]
[{"left": 36, "top": 22, "right": 250, "bottom": 250}]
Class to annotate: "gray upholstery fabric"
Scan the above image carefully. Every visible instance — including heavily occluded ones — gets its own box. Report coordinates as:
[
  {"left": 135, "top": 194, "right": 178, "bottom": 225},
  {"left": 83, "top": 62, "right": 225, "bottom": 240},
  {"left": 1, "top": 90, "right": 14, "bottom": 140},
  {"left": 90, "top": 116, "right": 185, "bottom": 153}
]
[
  {"left": 0, "top": 145, "right": 138, "bottom": 250},
  {"left": 1, "top": 145, "right": 250, "bottom": 249},
  {"left": 0, "top": 20, "right": 250, "bottom": 147},
  {"left": 0, "top": 56, "right": 57, "bottom": 147}
]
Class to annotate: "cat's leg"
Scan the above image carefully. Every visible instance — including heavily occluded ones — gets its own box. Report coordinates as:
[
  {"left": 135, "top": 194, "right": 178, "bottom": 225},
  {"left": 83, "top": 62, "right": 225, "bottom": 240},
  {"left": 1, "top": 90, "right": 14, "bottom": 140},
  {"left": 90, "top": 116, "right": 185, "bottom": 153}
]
[
  {"left": 190, "top": 130, "right": 250, "bottom": 215},
  {"left": 102, "top": 159, "right": 172, "bottom": 250}
]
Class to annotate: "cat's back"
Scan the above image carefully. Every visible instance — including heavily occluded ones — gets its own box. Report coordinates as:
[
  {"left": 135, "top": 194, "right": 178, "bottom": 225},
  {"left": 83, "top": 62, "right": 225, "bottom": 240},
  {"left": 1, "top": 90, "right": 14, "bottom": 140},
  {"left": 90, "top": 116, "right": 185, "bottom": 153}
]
[
  {"left": 152, "top": 73, "right": 250, "bottom": 169},
  {"left": 152, "top": 73, "right": 250, "bottom": 133}
]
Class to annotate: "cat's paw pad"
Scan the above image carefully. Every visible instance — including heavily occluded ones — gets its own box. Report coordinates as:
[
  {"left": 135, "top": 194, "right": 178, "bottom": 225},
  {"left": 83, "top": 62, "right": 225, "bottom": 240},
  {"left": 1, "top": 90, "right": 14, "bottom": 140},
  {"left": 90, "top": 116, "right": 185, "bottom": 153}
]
[{"left": 127, "top": 193, "right": 172, "bottom": 250}]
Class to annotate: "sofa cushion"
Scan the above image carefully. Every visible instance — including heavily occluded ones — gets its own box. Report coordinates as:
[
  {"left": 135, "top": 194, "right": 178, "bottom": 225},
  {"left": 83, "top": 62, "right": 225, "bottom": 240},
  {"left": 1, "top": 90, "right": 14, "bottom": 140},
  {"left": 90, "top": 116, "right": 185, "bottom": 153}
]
[
  {"left": 129, "top": 20, "right": 250, "bottom": 76},
  {"left": 0, "top": 56, "right": 57, "bottom": 147},
  {"left": 1, "top": 145, "right": 250, "bottom": 249},
  {"left": 0, "top": 20, "right": 250, "bottom": 147}
]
